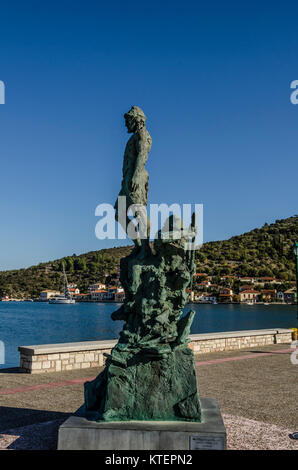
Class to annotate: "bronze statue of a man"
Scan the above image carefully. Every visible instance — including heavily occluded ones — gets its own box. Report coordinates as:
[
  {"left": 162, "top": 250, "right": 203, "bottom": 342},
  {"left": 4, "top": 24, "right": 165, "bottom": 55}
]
[
  {"left": 84, "top": 107, "right": 202, "bottom": 424},
  {"left": 115, "top": 106, "right": 152, "bottom": 250}
]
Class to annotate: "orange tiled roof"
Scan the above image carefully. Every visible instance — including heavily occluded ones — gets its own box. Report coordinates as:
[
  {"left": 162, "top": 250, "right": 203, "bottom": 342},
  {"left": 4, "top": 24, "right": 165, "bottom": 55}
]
[
  {"left": 240, "top": 290, "right": 259, "bottom": 294},
  {"left": 261, "top": 289, "right": 276, "bottom": 294}
]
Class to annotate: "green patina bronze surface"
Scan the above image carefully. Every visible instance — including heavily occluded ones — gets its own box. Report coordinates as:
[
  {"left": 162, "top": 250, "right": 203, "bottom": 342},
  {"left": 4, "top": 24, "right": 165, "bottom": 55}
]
[{"left": 84, "top": 106, "right": 201, "bottom": 422}]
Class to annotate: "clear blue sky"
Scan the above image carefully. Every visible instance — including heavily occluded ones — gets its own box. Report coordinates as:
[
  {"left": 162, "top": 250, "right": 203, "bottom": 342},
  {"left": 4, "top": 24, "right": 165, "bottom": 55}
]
[{"left": 0, "top": 1, "right": 297, "bottom": 270}]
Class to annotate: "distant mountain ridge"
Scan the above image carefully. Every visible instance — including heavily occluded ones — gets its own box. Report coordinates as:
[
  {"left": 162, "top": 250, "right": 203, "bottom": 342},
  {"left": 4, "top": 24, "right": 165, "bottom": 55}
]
[{"left": 0, "top": 216, "right": 297, "bottom": 298}]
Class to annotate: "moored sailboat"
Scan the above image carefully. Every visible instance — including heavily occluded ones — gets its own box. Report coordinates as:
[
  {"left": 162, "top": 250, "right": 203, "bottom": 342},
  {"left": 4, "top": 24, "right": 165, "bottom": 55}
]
[{"left": 49, "top": 264, "right": 75, "bottom": 304}]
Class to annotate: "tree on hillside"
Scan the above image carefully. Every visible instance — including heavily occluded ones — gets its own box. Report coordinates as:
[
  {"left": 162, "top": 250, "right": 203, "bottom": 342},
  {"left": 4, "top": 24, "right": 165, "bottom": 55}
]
[{"left": 74, "top": 258, "right": 87, "bottom": 271}]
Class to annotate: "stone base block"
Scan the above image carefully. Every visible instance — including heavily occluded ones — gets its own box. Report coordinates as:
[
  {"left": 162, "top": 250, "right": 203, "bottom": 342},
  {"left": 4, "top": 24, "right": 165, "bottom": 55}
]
[{"left": 57, "top": 397, "right": 226, "bottom": 450}]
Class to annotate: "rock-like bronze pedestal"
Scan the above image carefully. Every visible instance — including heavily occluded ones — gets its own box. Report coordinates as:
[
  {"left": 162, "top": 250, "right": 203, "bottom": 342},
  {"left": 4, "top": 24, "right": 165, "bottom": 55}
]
[
  {"left": 83, "top": 235, "right": 202, "bottom": 423},
  {"left": 84, "top": 344, "right": 201, "bottom": 422}
]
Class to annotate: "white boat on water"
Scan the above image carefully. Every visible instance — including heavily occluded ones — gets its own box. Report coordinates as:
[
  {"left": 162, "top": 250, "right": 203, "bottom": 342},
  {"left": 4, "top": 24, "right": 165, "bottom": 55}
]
[
  {"left": 49, "top": 294, "right": 75, "bottom": 304},
  {"left": 49, "top": 264, "right": 75, "bottom": 304}
]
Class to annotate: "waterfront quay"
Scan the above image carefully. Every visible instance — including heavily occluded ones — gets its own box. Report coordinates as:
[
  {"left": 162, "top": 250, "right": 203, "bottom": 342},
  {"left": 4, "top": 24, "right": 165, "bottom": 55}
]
[
  {"left": 18, "top": 329, "right": 292, "bottom": 373},
  {"left": 0, "top": 340, "right": 297, "bottom": 450}
]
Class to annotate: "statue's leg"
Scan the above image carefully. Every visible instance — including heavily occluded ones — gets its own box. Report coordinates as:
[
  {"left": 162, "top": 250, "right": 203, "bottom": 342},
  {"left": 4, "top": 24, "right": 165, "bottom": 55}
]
[
  {"left": 115, "top": 203, "right": 141, "bottom": 248},
  {"left": 127, "top": 214, "right": 142, "bottom": 247},
  {"left": 134, "top": 206, "right": 151, "bottom": 254}
]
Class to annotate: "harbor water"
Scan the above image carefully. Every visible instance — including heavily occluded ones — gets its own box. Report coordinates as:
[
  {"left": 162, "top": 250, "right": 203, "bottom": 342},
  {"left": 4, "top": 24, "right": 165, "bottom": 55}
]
[{"left": 0, "top": 302, "right": 296, "bottom": 369}]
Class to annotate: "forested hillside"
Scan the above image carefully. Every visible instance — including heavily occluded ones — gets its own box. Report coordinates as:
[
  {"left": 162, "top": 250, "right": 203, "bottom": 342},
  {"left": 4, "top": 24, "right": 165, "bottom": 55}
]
[
  {"left": 196, "top": 216, "right": 298, "bottom": 280},
  {"left": 0, "top": 216, "right": 297, "bottom": 298}
]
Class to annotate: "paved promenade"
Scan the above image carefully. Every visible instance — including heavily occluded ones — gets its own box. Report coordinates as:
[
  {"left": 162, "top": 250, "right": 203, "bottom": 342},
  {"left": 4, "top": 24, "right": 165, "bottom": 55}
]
[{"left": 0, "top": 343, "right": 297, "bottom": 450}]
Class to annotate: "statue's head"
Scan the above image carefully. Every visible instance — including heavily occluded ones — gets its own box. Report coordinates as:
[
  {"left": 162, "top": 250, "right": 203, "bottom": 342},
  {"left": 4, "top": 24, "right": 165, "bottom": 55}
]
[{"left": 124, "top": 106, "right": 146, "bottom": 133}]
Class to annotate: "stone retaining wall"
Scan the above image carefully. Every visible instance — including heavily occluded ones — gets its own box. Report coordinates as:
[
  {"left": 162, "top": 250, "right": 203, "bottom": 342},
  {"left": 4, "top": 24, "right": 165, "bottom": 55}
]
[
  {"left": 188, "top": 330, "right": 292, "bottom": 354},
  {"left": 18, "top": 328, "right": 293, "bottom": 374}
]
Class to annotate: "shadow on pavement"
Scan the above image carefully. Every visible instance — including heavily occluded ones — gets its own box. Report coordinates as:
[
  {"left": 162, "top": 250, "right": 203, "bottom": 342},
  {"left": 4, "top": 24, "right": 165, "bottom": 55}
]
[
  {"left": 0, "top": 367, "right": 22, "bottom": 374},
  {"left": 0, "top": 406, "right": 71, "bottom": 433},
  {"left": 248, "top": 349, "right": 290, "bottom": 354}
]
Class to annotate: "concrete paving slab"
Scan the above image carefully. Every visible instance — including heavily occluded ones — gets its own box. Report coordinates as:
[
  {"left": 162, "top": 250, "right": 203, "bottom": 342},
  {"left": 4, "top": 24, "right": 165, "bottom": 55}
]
[
  {"left": 57, "top": 398, "right": 226, "bottom": 450},
  {"left": 0, "top": 343, "right": 296, "bottom": 450}
]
